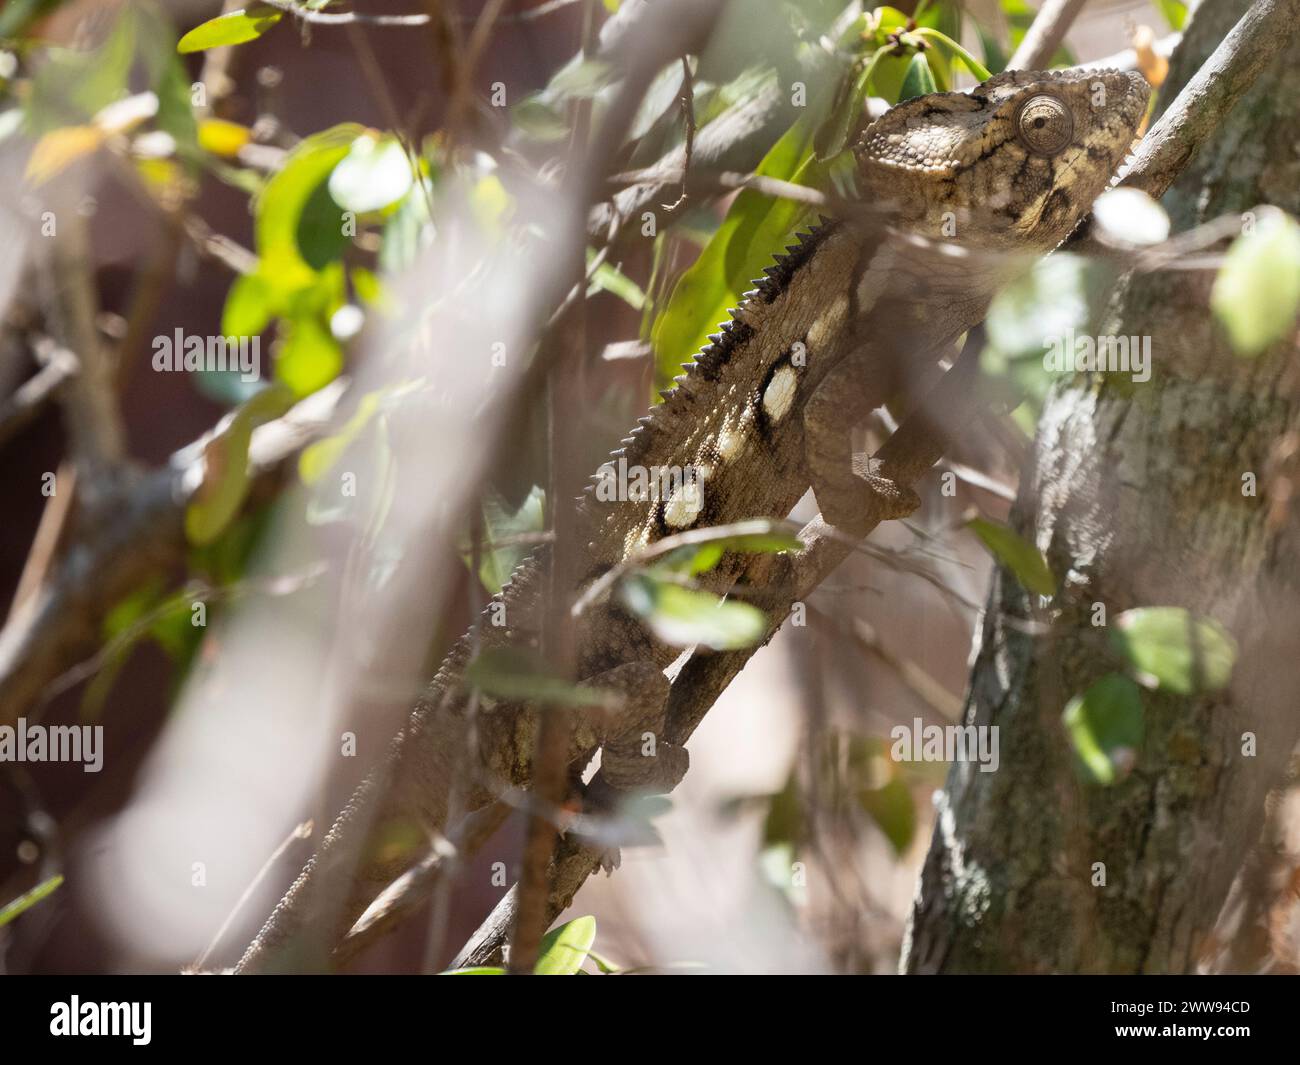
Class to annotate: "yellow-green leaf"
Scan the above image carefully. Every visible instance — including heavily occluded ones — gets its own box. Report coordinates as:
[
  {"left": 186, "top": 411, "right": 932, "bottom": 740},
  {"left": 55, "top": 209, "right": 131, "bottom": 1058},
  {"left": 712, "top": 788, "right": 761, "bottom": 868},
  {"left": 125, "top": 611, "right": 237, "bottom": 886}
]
[
  {"left": 620, "top": 575, "right": 767, "bottom": 650},
  {"left": 178, "top": 5, "right": 283, "bottom": 54},
  {"left": 535, "top": 916, "right": 597, "bottom": 975},
  {"left": 1211, "top": 209, "right": 1300, "bottom": 358},
  {"left": 1109, "top": 607, "right": 1237, "bottom": 694},
  {"left": 186, "top": 386, "right": 295, "bottom": 545},
  {"left": 967, "top": 516, "right": 1056, "bottom": 596}
]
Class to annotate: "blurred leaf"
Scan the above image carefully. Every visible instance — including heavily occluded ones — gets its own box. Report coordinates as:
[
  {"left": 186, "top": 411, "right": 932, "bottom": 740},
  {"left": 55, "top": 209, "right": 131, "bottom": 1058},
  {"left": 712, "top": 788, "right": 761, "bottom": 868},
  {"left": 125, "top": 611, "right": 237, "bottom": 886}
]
[
  {"left": 253, "top": 123, "right": 362, "bottom": 295},
  {"left": 198, "top": 118, "right": 252, "bottom": 158},
  {"left": 469, "top": 173, "right": 512, "bottom": 233},
  {"left": 221, "top": 273, "right": 274, "bottom": 342},
  {"left": 473, "top": 486, "right": 545, "bottom": 594},
  {"left": 762, "top": 771, "right": 803, "bottom": 847},
  {"left": 328, "top": 134, "right": 414, "bottom": 214},
  {"left": 380, "top": 177, "right": 435, "bottom": 274},
  {"left": 966, "top": 516, "right": 1055, "bottom": 596},
  {"left": 440, "top": 966, "right": 507, "bottom": 975},
  {"left": 897, "top": 52, "right": 937, "bottom": 103},
  {"left": 620, "top": 575, "right": 767, "bottom": 650},
  {"left": 277, "top": 311, "right": 343, "bottom": 397},
  {"left": 535, "top": 916, "right": 597, "bottom": 975},
  {"left": 587, "top": 253, "right": 646, "bottom": 310},
  {"left": 465, "top": 648, "right": 610, "bottom": 707},
  {"left": 186, "top": 386, "right": 295, "bottom": 545},
  {"left": 1063, "top": 674, "right": 1144, "bottom": 785},
  {"left": 1156, "top": 0, "right": 1188, "bottom": 30},
  {"left": 1211, "top": 209, "right": 1300, "bottom": 358},
  {"left": 984, "top": 253, "right": 1097, "bottom": 415},
  {"left": 0, "top": 0, "right": 62, "bottom": 39},
  {"left": 814, "top": 53, "right": 880, "bottom": 161},
  {"left": 178, "top": 4, "right": 283, "bottom": 54},
  {"left": 511, "top": 98, "right": 570, "bottom": 142},
  {"left": 0, "top": 875, "right": 63, "bottom": 927},
  {"left": 975, "top": 22, "right": 1008, "bottom": 75},
  {"left": 299, "top": 390, "right": 384, "bottom": 484},
  {"left": 24, "top": 124, "right": 105, "bottom": 184},
  {"left": 1109, "top": 607, "right": 1237, "bottom": 694},
  {"left": 858, "top": 775, "right": 915, "bottom": 855},
  {"left": 26, "top": 7, "right": 136, "bottom": 132}
]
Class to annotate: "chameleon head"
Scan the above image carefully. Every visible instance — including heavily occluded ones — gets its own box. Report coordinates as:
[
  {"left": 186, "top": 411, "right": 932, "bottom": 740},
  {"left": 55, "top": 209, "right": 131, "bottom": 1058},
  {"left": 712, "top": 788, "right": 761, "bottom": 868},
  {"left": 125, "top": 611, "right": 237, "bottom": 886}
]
[{"left": 855, "top": 68, "right": 1151, "bottom": 252}]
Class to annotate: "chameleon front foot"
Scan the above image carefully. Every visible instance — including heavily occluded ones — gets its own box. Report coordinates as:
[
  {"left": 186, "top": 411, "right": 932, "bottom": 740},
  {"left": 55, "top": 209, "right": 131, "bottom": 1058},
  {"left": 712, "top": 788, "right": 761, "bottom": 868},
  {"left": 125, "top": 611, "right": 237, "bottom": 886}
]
[{"left": 815, "top": 462, "right": 921, "bottom": 529}]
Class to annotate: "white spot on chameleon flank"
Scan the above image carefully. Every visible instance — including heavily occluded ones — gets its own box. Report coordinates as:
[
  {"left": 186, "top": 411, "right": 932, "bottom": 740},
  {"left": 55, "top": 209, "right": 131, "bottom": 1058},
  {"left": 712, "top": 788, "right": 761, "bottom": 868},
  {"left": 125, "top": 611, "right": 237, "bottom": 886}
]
[
  {"left": 762, "top": 364, "right": 798, "bottom": 422},
  {"left": 717, "top": 416, "right": 746, "bottom": 461},
  {"left": 806, "top": 293, "right": 848, "bottom": 353},
  {"left": 663, "top": 478, "right": 705, "bottom": 528}
]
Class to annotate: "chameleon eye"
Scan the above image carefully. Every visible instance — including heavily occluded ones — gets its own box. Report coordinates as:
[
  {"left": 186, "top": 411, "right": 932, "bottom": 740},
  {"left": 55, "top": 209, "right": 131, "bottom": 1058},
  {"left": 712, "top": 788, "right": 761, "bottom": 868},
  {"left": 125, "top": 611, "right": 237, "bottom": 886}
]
[{"left": 1017, "top": 94, "right": 1073, "bottom": 155}]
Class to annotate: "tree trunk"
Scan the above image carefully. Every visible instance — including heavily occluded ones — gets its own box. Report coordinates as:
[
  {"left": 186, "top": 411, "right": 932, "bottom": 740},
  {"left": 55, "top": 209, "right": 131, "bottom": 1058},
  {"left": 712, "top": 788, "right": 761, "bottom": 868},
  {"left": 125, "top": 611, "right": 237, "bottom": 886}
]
[{"left": 902, "top": 0, "right": 1300, "bottom": 973}]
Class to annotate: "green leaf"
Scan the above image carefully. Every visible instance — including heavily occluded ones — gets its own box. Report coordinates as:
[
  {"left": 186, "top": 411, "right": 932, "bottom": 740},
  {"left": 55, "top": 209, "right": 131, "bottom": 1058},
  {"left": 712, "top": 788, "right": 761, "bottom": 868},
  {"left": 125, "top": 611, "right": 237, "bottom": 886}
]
[
  {"left": 1109, "top": 607, "right": 1237, "bottom": 694},
  {"left": 380, "top": 178, "right": 435, "bottom": 274},
  {"left": 620, "top": 575, "right": 767, "bottom": 650},
  {"left": 814, "top": 54, "right": 879, "bottom": 161},
  {"left": 276, "top": 313, "right": 343, "bottom": 397},
  {"left": 587, "top": 253, "right": 647, "bottom": 311},
  {"left": 1211, "top": 209, "right": 1300, "bottom": 358},
  {"left": 966, "top": 517, "right": 1055, "bottom": 596},
  {"left": 221, "top": 273, "right": 274, "bottom": 340},
  {"left": 465, "top": 648, "right": 611, "bottom": 708},
  {"left": 897, "top": 53, "right": 937, "bottom": 103},
  {"left": 858, "top": 775, "right": 915, "bottom": 855},
  {"left": 178, "top": 5, "right": 283, "bottom": 54},
  {"left": 0, "top": 874, "right": 64, "bottom": 927},
  {"left": 254, "top": 124, "right": 363, "bottom": 295},
  {"left": 659, "top": 529, "right": 802, "bottom": 577},
  {"left": 439, "top": 966, "right": 506, "bottom": 975},
  {"left": 1063, "top": 674, "right": 1144, "bottom": 785},
  {"left": 510, "top": 98, "right": 571, "bottom": 142},
  {"left": 473, "top": 486, "right": 545, "bottom": 594},
  {"left": 328, "top": 134, "right": 414, "bottom": 214},
  {"left": 185, "top": 386, "right": 296, "bottom": 545},
  {"left": 762, "top": 771, "right": 803, "bottom": 847},
  {"left": 299, "top": 390, "right": 384, "bottom": 484},
  {"left": 984, "top": 253, "right": 1098, "bottom": 415},
  {"left": 912, "top": 28, "right": 992, "bottom": 82},
  {"left": 535, "top": 915, "right": 598, "bottom": 975},
  {"left": 1156, "top": 0, "right": 1188, "bottom": 31},
  {"left": 651, "top": 116, "right": 827, "bottom": 392}
]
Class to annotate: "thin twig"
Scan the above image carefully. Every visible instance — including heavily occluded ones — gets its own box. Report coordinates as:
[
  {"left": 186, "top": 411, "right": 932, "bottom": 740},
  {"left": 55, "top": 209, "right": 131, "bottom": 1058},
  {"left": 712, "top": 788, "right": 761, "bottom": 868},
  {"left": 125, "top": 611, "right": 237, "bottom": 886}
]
[
  {"left": 1007, "top": 0, "right": 1089, "bottom": 71},
  {"left": 661, "top": 56, "right": 696, "bottom": 213},
  {"left": 193, "top": 821, "right": 314, "bottom": 972}
]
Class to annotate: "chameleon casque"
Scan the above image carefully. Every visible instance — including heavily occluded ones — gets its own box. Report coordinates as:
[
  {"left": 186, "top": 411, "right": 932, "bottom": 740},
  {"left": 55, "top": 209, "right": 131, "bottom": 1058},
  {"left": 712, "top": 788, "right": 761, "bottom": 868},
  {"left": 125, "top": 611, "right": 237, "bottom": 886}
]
[{"left": 237, "top": 67, "right": 1150, "bottom": 971}]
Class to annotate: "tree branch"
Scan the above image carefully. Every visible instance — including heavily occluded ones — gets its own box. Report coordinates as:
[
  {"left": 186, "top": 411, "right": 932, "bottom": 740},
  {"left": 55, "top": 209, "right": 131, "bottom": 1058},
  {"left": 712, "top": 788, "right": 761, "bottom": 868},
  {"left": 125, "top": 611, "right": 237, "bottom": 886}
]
[{"left": 1007, "top": 0, "right": 1089, "bottom": 71}]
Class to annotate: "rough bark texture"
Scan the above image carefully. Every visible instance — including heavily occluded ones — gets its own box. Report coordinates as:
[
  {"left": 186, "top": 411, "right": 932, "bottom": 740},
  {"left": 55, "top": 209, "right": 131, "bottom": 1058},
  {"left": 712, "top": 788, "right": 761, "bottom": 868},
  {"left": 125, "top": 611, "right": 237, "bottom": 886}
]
[{"left": 903, "top": 0, "right": 1300, "bottom": 973}]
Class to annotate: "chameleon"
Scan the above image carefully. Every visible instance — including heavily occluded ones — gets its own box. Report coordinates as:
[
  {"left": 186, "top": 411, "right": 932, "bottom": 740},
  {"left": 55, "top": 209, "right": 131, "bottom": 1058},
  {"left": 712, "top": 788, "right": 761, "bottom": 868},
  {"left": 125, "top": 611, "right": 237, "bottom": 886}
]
[{"left": 236, "top": 67, "right": 1150, "bottom": 972}]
